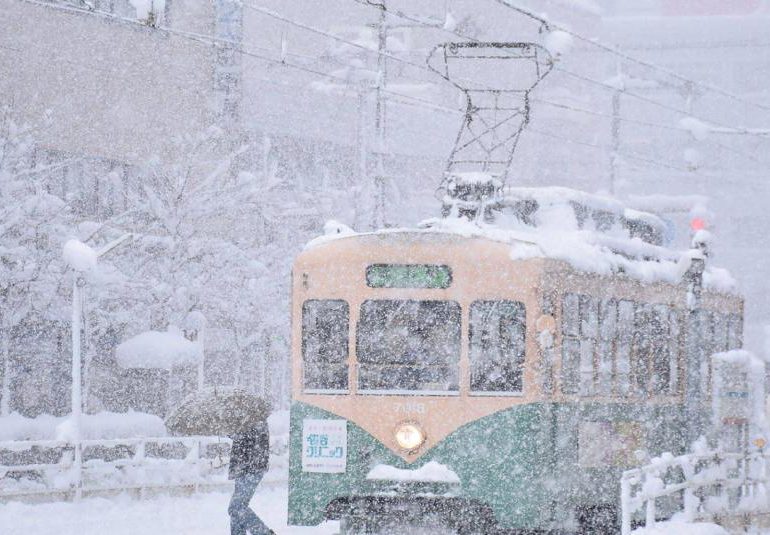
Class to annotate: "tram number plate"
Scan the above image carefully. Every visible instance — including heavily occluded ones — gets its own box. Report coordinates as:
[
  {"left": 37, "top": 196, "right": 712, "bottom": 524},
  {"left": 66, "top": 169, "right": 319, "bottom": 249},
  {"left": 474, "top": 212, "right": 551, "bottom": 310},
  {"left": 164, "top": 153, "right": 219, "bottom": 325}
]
[
  {"left": 393, "top": 402, "right": 426, "bottom": 415},
  {"left": 301, "top": 419, "right": 347, "bottom": 473}
]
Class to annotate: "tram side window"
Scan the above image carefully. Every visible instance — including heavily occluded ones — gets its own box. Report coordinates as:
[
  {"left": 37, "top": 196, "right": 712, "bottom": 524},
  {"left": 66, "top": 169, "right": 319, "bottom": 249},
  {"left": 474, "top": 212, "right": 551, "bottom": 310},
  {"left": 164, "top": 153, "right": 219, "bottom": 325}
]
[
  {"left": 469, "top": 300, "right": 526, "bottom": 393},
  {"left": 632, "top": 304, "right": 652, "bottom": 396},
  {"left": 616, "top": 300, "right": 634, "bottom": 395},
  {"left": 357, "top": 300, "right": 461, "bottom": 393},
  {"left": 561, "top": 293, "right": 598, "bottom": 396},
  {"left": 562, "top": 296, "right": 680, "bottom": 398},
  {"left": 579, "top": 296, "right": 599, "bottom": 396},
  {"left": 597, "top": 299, "right": 617, "bottom": 396},
  {"left": 713, "top": 313, "right": 729, "bottom": 353},
  {"left": 561, "top": 293, "right": 580, "bottom": 394},
  {"left": 667, "top": 309, "right": 682, "bottom": 394},
  {"left": 649, "top": 305, "right": 673, "bottom": 395},
  {"left": 727, "top": 314, "right": 743, "bottom": 349},
  {"left": 302, "top": 300, "right": 349, "bottom": 391},
  {"left": 632, "top": 304, "right": 679, "bottom": 396},
  {"left": 696, "top": 310, "right": 714, "bottom": 397}
]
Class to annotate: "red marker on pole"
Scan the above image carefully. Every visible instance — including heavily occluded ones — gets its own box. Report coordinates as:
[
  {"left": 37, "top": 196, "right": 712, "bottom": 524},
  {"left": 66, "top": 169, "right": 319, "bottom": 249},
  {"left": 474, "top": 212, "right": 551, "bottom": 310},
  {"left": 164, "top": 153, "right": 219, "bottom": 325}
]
[{"left": 690, "top": 217, "right": 707, "bottom": 231}]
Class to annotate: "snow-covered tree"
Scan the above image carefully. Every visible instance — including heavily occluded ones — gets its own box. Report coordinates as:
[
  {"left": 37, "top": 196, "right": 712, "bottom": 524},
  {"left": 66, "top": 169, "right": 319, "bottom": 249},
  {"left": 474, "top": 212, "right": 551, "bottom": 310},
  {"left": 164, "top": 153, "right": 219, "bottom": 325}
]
[
  {"left": 85, "top": 127, "right": 289, "bottom": 412},
  {"left": 0, "top": 110, "right": 76, "bottom": 416}
]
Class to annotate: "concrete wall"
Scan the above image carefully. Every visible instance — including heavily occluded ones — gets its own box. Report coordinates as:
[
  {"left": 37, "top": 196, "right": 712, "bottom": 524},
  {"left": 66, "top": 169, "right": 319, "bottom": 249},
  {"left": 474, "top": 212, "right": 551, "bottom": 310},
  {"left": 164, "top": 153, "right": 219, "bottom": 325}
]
[{"left": 0, "top": 0, "right": 215, "bottom": 164}]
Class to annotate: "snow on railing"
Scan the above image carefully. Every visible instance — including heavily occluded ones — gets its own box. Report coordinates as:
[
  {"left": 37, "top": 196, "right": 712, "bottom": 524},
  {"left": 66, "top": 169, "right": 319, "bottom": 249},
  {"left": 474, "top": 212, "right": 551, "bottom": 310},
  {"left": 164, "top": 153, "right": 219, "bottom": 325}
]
[
  {"left": 0, "top": 436, "right": 234, "bottom": 500},
  {"left": 621, "top": 448, "right": 770, "bottom": 535}
]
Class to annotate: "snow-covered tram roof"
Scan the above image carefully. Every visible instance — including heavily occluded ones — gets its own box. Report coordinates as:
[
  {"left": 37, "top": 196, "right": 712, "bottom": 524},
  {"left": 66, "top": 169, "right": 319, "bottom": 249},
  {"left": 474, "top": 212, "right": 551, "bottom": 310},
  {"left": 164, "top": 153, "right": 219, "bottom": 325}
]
[
  {"left": 499, "top": 186, "right": 668, "bottom": 246},
  {"left": 306, "top": 187, "right": 736, "bottom": 293}
]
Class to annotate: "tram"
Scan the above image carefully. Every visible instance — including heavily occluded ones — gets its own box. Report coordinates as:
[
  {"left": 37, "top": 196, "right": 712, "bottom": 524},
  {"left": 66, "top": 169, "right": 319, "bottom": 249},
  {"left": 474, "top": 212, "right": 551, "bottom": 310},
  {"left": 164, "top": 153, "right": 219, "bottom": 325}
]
[
  {"left": 286, "top": 41, "right": 743, "bottom": 533},
  {"left": 286, "top": 188, "right": 743, "bottom": 534}
]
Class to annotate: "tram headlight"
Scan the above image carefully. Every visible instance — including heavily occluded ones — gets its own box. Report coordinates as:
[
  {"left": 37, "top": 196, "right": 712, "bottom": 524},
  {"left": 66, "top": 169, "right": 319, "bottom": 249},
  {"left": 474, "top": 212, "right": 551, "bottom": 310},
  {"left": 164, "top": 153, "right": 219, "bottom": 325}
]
[{"left": 394, "top": 422, "right": 425, "bottom": 452}]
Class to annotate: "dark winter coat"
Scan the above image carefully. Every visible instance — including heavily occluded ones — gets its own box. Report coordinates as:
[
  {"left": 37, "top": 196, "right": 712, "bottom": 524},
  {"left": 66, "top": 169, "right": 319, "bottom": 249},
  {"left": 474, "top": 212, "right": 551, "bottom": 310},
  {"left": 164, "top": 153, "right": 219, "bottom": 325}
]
[{"left": 228, "top": 421, "right": 270, "bottom": 480}]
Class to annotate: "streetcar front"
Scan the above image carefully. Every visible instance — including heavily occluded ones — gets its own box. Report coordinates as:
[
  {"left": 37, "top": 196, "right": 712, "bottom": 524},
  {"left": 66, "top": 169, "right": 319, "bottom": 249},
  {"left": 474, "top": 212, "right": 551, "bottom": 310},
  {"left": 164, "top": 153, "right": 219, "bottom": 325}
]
[{"left": 287, "top": 230, "right": 544, "bottom": 533}]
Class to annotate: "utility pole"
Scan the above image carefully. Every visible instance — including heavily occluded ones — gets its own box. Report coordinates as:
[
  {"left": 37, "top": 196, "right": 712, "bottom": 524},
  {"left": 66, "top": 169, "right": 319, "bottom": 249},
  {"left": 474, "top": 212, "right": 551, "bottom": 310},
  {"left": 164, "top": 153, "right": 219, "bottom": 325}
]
[
  {"left": 609, "top": 64, "right": 623, "bottom": 196},
  {"left": 683, "top": 239, "right": 707, "bottom": 445},
  {"left": 70, "top": 272, "right": 84, "bottom": 500},
  {"left": 355, "top": 84, "right": 368, "bottom": 231},
  {"left": 64, "top": 234, "right": 133, "bottom": 500},
  {"left": 1, "top": 306, "right": 10, "bottom": 416},
  {"left": 0, "top": 296, "right": 11, "bottom": 416},
  {"left": 372, "top": 0, "right": 388, "bottom": 230}
]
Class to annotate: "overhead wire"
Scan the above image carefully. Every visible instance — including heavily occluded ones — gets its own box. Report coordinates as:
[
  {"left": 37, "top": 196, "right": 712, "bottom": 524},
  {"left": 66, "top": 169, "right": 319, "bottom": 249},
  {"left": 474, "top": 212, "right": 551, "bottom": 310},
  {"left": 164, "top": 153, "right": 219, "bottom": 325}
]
[
  {"left": 526, "top": 127, "right": 721, "bottom": 179},
  {"left": 530, "top": 97, "right": 682, "bottom": 132},
  {"left": 347, "top": 1, "right": 767, "bottom": 175},
  {"left": 350, "top": 0, "right": 770, "bottom": 138},
  {"left": 365, "top": 94, "right": 732, "bottom": 179},
  {"left": 15, "top": 0, "right": 767, "bottom": 181},
  {"left": 549, "top": 67, "right": 766, "bottom": 135},
  {"left": 17, "top": 0, "right": 460, "bottom": 115},
  {"left": 28, "top": 0, "right": 763, "bottom": 142},
  {"left": 490, "top": 0, "right": 770, "bottom": 115},
  {"left": 242, "top": 3, "right": 445, "bottom": 80},
  {"left": 349, "top": 0, "right": 770, "bottom": 168}
]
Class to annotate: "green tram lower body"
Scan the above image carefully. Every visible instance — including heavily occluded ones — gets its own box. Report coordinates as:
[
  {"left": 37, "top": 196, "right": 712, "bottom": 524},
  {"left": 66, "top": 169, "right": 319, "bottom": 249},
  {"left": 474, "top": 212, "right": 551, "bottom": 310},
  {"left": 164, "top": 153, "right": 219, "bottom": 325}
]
[{"left": 288, "top": 401, "right": 691, "bottom": 533}]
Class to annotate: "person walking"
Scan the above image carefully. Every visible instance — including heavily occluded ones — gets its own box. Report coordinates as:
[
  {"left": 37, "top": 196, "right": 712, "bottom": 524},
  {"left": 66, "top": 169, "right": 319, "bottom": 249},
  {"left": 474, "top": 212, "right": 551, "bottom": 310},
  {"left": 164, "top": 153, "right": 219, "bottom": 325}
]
[{"left": 228, "top": 420, "right": 275, "bottom": 535}]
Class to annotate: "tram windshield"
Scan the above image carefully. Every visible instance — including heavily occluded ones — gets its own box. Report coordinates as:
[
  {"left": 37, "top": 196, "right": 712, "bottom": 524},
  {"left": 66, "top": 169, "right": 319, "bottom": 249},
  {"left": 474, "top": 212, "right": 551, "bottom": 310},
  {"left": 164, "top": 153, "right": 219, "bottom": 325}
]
[
  {"left": 469, "top": 300, "right": 526, "bottom": 393},
  {"left": 357, "top": 300, "right": 461, "bottom": 393},
  {"left": 302, "top": 300, "right": 349, "bottom": 391}
]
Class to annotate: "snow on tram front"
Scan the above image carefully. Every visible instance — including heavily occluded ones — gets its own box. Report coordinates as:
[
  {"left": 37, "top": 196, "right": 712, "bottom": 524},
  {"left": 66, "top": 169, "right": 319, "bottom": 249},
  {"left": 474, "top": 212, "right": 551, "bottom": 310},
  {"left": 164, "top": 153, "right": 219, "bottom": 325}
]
[{"left": 285, "top": 190, "right": 744, "bottom": 534}]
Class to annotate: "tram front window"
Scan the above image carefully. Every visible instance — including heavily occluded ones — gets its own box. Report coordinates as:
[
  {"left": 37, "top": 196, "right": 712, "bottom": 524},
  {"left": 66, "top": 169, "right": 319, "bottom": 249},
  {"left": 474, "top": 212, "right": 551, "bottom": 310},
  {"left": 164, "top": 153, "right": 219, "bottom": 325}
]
[
  {"left": 302, "top": 300, "right": 349, "bottom": 391},
  {"left": 357, "top": 300, "right": 461, "bottom": 393},
  {"left": 469, "top": 300, "right": 526, "bottom": 393}
]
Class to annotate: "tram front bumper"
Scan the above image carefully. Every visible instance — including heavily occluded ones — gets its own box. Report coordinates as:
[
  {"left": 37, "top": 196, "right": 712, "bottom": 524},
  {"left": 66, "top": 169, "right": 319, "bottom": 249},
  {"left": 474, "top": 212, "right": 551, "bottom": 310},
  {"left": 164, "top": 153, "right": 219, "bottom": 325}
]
[{"left": 326, "top": 495, "right": 497, "bottom": 532}]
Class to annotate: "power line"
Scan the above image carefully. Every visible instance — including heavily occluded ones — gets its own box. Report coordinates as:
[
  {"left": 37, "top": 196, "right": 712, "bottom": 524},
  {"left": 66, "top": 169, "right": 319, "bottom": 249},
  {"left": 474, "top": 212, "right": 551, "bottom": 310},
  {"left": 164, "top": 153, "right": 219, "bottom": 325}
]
[
  {"left": 240, "top": 56, "right": 720, "bottom": 178},
  {"left": 528, "top": 125, "right": 770, "bottom": 189},
  {"left": 18, "top": 0, "right": 457, "bottom": 116},
  {"left": 531, "top": 97, "right": 682, "bottom": 132},
  {"left": 15, "top": 0, "right": 767, "bottom": 180},
  {"left": 347, "top": 1, "right": 693, "bottom": 133},
  {"left": 249, "top": 1, "right": 770, "bottom": 174},
  {"left": 240, "top": 4, "right": 769, "bottom": 151},
  {"left": 242, "top": 3, "right": 440, "bottom": 80},
  {"left": 350, "top": 0, "right": 770, "bottom": 178},
  {"left": 534, "top": 96, "right": 770, "bottom": 167},
  {"left": 526, "top": 126, "right": 703, "bottom": 176},
  {"left": 418, "top": 99, "right": 735, "bottom": 179},
  {"left": 490, "top": 0, "right": 770, "bottom": 115},
  {"left": 350, "top": 0, "right": 770, "bottom": 141},
  {"left": 550, "top": 67, "right": 768, "bottom": 136}
]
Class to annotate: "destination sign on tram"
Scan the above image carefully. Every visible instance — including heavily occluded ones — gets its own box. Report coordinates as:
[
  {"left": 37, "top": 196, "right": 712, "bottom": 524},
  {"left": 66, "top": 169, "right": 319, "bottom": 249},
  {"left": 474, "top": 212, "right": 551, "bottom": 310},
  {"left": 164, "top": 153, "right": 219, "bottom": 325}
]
[{"left": 366, "top": 264, "right": 452, "bottom": 289}]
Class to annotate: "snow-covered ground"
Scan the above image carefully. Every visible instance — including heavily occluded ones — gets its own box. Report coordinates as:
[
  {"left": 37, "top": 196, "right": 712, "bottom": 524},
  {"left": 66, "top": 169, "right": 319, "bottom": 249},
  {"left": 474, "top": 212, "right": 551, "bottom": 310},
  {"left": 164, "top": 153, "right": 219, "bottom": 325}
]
[
  {"left": 0, "top": 485, "right": 339, "bottom": 535},
  {"left": 0, "top": 489, "right": 747, "bottom": 535},
  {"left": 631, "top": 521, "right": 728, "bottom": 535}
]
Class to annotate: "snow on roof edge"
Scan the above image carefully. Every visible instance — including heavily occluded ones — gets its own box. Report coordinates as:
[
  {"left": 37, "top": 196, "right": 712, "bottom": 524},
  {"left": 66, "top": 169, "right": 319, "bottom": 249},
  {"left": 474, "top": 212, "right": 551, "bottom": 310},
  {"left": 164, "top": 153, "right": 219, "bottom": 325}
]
[{"left": 303, "top": 218, "right": 737, "bottom": 293}]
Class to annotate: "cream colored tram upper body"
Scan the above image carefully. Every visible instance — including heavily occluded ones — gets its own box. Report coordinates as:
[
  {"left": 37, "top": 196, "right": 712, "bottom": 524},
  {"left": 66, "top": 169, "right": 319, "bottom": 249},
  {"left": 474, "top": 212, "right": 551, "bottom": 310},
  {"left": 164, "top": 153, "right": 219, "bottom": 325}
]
[{"left": 291, "top": 226, "right": 741, "bottom": 462}]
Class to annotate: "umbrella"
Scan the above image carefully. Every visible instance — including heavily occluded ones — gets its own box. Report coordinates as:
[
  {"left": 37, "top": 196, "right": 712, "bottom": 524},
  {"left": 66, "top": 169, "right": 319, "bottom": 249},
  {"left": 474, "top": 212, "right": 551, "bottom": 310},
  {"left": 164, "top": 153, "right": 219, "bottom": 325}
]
[{"left": 165, "top": 387, "right": 271, "bottom": 436}]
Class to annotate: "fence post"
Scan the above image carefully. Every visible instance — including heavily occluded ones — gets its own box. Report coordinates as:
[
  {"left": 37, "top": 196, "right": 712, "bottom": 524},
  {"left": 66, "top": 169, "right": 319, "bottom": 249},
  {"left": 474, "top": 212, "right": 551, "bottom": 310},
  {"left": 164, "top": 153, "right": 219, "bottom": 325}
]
[
  {"left": 0, "top": 435, "right": 254, "bottom": 501},
  {"left": 646, "top": 494, "right": 656, "bottom": 529},
  {"left": 191, "top": 439, "right": 201, "bottom": 493},
  {"left": 73, "top": 441, "right": 82, "bottom": 501},
  {"left": 621, "top": 476, "right": 632, "bottom": 535}
]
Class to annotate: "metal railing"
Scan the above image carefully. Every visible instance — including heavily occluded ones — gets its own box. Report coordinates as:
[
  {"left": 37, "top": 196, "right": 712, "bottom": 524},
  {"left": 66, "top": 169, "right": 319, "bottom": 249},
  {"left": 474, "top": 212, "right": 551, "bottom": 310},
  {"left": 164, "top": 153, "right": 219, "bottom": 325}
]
[
  {"left": 0, "top": 436, "right": 235, "bottom": 501},
  {"left": 621, "top": 448, "right": 770, "bottom": 535}
]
